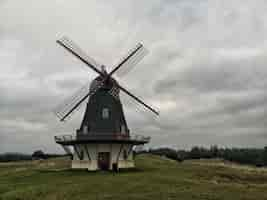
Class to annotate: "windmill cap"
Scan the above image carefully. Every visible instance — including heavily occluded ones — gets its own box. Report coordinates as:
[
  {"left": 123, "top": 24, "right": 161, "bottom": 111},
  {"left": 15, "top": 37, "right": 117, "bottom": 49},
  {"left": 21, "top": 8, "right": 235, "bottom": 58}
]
[{"left": 90, "top": 76, "right": 119, "bottom": 93}]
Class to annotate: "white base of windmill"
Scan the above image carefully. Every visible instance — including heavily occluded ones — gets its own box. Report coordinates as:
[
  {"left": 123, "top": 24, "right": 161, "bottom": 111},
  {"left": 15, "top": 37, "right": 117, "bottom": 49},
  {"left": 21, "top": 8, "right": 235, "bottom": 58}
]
[
  {"left": 70, "top": 143, "right": 135, "bottom": 171},
  {"left": 71, "top": 160, "right": 135, "bottom": 171},
  {"left": 56, "top": 134, "right": 150, "bottom": 171}
]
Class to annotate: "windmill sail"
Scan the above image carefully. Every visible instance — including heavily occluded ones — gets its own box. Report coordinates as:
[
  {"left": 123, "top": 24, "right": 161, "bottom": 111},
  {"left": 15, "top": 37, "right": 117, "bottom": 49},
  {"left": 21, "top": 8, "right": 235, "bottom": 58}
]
[
  {"left": 108, "top": 85, "right": 120, "bottom": 100},
  {"left": 54, "top": 82, "right": 91, "bottom": 121},
  {"left": 120, "top": 91, "right": 158, "bottom": 122},
  {"left": 55, "top": 36, "right": 158, "bottom": 122},
  {"left": 118, "top": 83, "right": 159, "bottom": 116},
  {"left": 57, "top": 36, "right": 103, "bottom": 75},
  {"left": 54, "top": 78, "right": 106, "bottom": 121},
  {"left": 112, "top": 43, "right": 148, "bottom": 77}
]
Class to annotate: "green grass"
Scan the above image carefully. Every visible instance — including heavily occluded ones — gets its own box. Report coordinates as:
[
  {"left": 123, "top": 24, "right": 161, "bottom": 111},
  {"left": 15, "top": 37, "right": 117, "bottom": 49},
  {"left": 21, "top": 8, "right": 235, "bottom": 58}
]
[{"left": 1, "top": 155, "right": 267, "bottom": 200}]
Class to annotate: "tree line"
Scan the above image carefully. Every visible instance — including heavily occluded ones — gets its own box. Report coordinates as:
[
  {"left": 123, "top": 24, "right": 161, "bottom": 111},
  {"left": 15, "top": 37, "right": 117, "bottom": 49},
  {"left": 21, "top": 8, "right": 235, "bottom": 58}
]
[
  {"left": 2, "top": 146, "right": 267, "bottom": 167},
  {"left": 138, "top": 146, "right": 267, "bottom": 167},
  {"left": 0, "top": 150, "right": 64, "bottom": 162}
]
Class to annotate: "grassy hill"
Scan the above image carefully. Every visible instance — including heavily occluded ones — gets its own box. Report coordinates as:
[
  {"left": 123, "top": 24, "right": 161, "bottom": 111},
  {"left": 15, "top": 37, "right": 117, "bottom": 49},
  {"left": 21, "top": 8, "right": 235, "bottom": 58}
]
[{"left": 1, "top": 155, "right": 267, "bottom": 200}]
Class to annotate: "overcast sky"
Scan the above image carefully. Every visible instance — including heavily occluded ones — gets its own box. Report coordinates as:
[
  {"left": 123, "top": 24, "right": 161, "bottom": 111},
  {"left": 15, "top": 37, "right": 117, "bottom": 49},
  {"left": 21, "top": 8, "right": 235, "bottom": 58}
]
[{"left": 0, "top": 0, "right": 266, "bottom": 153}]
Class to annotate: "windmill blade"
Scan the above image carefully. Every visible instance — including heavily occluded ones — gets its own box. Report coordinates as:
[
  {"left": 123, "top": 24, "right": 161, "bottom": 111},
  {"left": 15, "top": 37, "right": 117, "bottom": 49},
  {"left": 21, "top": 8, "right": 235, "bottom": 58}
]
[
  {"left": 54, "top": 82, "right": 91, "bottom": 121},
  {"left": 54, "top": 78, "right": 105, "bottom": 121},
  {"left": 118, "top": 84, "right": 159, "bottom": 116},
  {"left": 120, "top": 91, "right": 158, "bottom": 122},
  {"left": 57, "top": 36, "right": 104, "bottom": 76},
  {"left": 108, "top": 85, "right": 120, "bottom": 101},
  {"left": 110, "top": 43, "right": 148, "bottom": 77},
  {"left": 86, "top": 44, "right": 148, "bottom": 101}
]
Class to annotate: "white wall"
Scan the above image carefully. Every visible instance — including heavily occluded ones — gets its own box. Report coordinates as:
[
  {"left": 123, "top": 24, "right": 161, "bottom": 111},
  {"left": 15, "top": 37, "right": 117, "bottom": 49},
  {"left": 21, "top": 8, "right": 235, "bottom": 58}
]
[{"left": 71, "top": 143, "right": 135, "bottom": 170}]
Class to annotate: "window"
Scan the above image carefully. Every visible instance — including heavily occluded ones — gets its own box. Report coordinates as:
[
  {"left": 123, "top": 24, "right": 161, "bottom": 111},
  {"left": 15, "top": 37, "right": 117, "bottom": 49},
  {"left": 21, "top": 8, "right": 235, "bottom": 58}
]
[
  {"left": 121, "top": 125, "right": 126, "bottom": 134},
  {"left": 102, "top": 108, "right": 109, "bottom": 119},
  {"left": 83, "top": 125, "right": 88, "bottom": 134}
]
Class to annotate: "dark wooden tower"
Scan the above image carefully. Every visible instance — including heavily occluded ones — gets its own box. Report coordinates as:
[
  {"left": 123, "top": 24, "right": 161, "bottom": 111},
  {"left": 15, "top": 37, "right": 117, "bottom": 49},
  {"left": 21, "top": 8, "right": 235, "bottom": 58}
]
[{"left": 77, "top": 76, "right": 129, "bottom": 138}]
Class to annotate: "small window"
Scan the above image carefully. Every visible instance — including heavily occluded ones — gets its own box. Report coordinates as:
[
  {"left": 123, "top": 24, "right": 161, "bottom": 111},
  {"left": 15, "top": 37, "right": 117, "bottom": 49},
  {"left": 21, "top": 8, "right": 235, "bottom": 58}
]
[
  {"left": 83, "top": 125, "right": 88, "bottom": 134},
  {"left": 121, "top": 125, "right": 126, "bottom": 134},
  {"left": 102, "top": 108, "right": 109, "bottom": 119}
]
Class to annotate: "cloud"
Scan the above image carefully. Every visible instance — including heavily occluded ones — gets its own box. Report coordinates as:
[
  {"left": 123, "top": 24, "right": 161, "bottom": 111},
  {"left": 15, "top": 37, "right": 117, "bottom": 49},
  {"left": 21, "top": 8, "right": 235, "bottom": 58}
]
[{"left": 0, "top": 0, "right": 267, "bottom": 153}]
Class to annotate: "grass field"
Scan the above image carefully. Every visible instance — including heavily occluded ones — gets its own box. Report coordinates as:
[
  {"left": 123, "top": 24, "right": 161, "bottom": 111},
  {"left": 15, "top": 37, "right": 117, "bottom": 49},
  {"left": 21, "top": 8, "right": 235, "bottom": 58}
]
[{"left": 1, "top": 155, "right": 267, "bottom": 200}]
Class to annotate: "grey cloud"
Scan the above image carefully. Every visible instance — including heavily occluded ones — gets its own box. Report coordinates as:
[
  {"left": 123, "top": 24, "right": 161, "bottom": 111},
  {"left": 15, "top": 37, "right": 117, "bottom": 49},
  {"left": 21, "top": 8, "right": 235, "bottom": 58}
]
[
  {"left": 1, "top": 0, "right": 267, "bottom": 153},
  {"left": 155, "top": 54, "right": 267, "bottom": 94}
]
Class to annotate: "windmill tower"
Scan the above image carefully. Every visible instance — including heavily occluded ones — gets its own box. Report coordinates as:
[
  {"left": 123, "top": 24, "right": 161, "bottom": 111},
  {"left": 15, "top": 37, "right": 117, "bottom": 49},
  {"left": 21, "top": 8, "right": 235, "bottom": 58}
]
[{"left": 54, "top": 36, "right": 159, "bottom": 171}]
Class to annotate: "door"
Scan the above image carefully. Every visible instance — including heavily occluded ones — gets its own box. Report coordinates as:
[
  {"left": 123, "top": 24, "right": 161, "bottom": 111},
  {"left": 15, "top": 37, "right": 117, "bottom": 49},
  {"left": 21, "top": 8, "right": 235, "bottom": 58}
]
[{"left": 98, "top": 152, "right": 110, "bottom": 170}]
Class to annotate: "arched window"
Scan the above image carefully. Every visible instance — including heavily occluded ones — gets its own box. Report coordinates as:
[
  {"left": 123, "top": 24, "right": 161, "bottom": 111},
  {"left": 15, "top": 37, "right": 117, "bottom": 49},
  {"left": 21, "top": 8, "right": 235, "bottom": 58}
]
[
  {"left": 121, "top": 125, "right": 126, "bottom": 134},
  {"left": 83, "top": 125, "right": 88, "bottom": 134},
  {"left": 102, "top": 108, "right": 109, "bottom": 119}
]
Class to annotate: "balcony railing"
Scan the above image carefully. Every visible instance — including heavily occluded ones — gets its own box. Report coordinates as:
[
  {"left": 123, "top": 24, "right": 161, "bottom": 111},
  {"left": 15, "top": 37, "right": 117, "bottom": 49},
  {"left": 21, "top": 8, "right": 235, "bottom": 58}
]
[
  {"left": 54, "top": 133, "right": 150, "bottom": 143},
  {"left": 130, "top": 134, "right": 150, "bottom": 142},
  {"left": 54, "top": 134, "right": 76, "bottom": 142}
]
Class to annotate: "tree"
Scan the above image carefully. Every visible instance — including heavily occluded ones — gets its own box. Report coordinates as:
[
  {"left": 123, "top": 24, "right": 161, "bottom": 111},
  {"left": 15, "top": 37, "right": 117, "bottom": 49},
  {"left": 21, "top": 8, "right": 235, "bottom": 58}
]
[
  {"left": 210, "top": 145, "right": 219, "bottom": 157},
  {"left": 32, "top": 150, "right": 46, "bottom": 159},
  {"left": 262, "top": 146, "right": 267, "bottom": 165}
]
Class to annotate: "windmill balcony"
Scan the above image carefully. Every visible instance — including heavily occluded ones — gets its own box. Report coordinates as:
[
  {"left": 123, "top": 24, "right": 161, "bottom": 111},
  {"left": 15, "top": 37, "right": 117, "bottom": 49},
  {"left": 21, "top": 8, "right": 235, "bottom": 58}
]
[{"left": 54, "top": 133, "right": 150, "bottom": 145}]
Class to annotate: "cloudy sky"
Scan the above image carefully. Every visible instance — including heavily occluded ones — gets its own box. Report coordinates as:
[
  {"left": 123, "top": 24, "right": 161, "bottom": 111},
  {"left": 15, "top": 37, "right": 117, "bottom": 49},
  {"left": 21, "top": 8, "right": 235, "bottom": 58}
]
[{"left": 0, "top": 0, "right": 266, "bottom": 153}]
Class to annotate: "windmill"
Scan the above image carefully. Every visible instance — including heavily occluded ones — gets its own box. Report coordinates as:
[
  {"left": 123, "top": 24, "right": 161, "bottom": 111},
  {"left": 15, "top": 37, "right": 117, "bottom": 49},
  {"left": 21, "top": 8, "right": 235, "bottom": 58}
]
[{"left": 54, "top": 36, "right": 159, "bottom": 171}]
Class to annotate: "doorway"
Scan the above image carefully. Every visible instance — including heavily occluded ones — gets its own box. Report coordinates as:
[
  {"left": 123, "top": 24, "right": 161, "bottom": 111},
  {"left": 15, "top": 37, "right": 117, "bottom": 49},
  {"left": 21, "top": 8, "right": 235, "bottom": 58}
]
[{"left": 98, "top": 152, "right": 110, "bottom": 170}]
